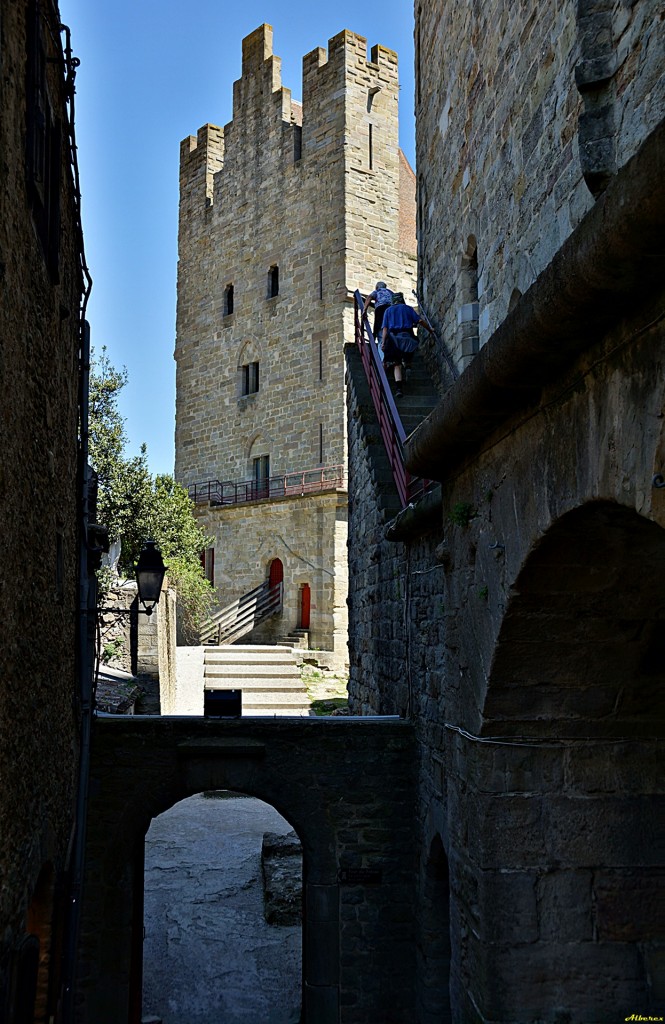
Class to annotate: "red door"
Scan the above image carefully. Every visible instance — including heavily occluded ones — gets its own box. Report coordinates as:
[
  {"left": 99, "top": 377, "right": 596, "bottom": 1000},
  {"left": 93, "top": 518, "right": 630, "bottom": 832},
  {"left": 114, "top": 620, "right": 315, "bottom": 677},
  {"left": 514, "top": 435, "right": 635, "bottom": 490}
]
[{"left": 300, "top": 583, "right": 311, "bottom": 630}]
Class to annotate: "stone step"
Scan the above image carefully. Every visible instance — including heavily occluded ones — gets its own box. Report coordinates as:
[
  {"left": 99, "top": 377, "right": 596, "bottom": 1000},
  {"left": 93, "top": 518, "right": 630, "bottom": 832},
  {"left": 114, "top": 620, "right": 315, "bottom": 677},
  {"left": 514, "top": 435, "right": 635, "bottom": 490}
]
[
  {"left": 204, "top": 655, "right": 295, "bottom": 663},
  {"left": 204, "top": 676, "right": 304, "bottom": 690},
  {"left": 205, "top": 645, "right": 295, "bottom": 656},
  {"left": 203, "top": 643, "right": 309, "bottom": 716},
  {"left": 201, "top": 659, "right": 299, "bottom": 675}
]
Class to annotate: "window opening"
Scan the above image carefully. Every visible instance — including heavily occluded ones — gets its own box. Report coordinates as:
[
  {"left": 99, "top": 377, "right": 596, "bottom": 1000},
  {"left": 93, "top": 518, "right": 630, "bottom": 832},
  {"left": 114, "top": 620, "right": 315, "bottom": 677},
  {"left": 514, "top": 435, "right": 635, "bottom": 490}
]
[
  {"left": 368, "top": 123, "right": 374, "bottom": 170},
  {"left": 294, "top": 124, "right": 302, "bottom": 162},
  {"left": 318, "top": 265, "right": 323, "bottom": 301},
  {"left": 318, "top": 423, "right": 323, "bottom": 465},
  {"left": 458, "top": 235, "right": 479, "bottom": 359},
  {"left": 242, "top": 361, "right": 259, "bottom": 396},
  {"left": 318, "top": 338, "right": 323, "bottom": 381},
  {"left": 268, "top": 265, "right": 279, "bottom": 298},
  {"left": 223, "top": 283, "right": 234, "bottom": 316}
]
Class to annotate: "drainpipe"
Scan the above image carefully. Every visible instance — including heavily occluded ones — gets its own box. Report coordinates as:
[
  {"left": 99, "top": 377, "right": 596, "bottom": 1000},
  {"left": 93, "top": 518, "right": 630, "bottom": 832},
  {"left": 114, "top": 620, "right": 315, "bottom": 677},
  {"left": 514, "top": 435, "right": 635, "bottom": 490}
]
[{"left": 61, "top": 318, "right": 95, "bottom": 1021}]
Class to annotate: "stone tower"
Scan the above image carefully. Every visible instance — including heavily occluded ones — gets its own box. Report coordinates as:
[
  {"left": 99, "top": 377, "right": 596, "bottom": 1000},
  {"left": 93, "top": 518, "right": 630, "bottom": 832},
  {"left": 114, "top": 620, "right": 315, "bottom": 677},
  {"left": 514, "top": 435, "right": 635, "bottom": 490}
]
[{"left": 175, "top": 24, "right": 415, "bottom": 662}]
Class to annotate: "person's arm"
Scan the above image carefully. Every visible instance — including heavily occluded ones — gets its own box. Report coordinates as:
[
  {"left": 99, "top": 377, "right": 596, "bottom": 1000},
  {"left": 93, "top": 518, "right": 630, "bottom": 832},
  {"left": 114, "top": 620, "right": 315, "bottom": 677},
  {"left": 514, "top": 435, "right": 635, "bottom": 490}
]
[
  {"left": 362, "top": 293, "right": 374, "bottom": 316},
  {"left": 417, "top": 317, "right": 435, "bottom": 336}
]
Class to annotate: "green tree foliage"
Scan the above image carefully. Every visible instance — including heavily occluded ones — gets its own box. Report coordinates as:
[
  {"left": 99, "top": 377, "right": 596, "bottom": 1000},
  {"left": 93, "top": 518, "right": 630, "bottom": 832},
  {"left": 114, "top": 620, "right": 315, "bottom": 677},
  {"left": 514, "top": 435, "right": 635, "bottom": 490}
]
[{"left": 89, "top": 347, "right": 214, "bottom": 633}]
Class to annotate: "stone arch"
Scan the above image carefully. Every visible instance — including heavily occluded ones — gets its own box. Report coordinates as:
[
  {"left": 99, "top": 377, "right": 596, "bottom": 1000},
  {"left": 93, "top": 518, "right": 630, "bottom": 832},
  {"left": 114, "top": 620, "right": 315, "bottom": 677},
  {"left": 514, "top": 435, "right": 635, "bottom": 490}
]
[
  {"left": 247, "top": 430, "right": 272, "bottom": 462},
  {"left": 507, "top": 286, "right": 522, "bottom": 312},
  {"left": 236, "top": 336, "right": 262, "bottom": 370},
  {"left": 476, "top": 500, "right": 664, "bottom": 1016},
  {"left": 84, "top": 748, "right": 337, "bottom": 1023},
  {"left": 79, "top": 719, "right": 416, "bottom": 1024},
  {"left": 417, "top": 834, "right": 452, "bottom": 1024}
]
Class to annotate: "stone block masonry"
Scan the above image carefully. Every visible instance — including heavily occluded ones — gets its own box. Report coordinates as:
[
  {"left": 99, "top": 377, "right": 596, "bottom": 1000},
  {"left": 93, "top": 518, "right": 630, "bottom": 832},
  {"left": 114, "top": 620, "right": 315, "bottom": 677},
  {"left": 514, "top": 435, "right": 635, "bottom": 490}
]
[
  {"left": 414, "top": 0, "right": 664, "bottom": 377},
  {"left": 175, "top": 24, "right": 416, "bottom": 657}
]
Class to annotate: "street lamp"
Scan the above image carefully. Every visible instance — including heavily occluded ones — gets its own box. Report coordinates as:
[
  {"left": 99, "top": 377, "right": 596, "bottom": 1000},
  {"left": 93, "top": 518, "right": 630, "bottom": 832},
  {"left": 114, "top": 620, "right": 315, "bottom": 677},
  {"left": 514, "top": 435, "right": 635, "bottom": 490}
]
[{"left": 135, "top": 540, "right": 167, "bottom": 616}]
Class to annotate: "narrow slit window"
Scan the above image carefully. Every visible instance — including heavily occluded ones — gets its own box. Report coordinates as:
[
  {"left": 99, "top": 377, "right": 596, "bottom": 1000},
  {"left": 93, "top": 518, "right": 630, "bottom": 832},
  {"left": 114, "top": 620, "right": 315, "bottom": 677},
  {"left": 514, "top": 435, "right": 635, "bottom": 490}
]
[
  {"left": 294, "top": 125, "right": 302, "bottom": 163},
  {"left": 319, "top": 265, "right": 323, "bottom": 301},
  {"left": 319, "top": 423, "right": 324, "bottom": 464},
  {"left": 268, "top": 265, "right": 279, "bottom": 298},
  {"left": 318, "top": 338, "right": 323, "bottom": 381},
  {"left": 223, "top": 283, "right": 234, "bottom": 316},
  {"left": 368, "top": 124, "right": 373, "bottom": 170}
]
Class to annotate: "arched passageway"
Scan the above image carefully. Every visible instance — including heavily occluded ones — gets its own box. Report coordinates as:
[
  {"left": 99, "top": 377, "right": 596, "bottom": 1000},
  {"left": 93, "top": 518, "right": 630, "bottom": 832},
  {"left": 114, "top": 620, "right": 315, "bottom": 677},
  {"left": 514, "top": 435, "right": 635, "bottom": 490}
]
[
  {"left": 474, "top": 502, "right": 665, "bottom": 1018},
  {"left": 142, "top": 792, "right": 302, "bottom": 1024},
  {"left": 78, "top": 716, "right": 416, "bottom": 1024}
]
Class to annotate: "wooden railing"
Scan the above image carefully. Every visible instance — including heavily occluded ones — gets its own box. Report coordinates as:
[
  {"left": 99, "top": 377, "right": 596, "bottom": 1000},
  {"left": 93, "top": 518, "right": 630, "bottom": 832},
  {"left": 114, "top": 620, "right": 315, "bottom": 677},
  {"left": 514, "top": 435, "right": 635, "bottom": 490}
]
[
  {"left": 353, "top": 290, "right": 429, "bottom": 507},
  {"left": 200, "top": 580, "right": 283, "bottom": 646},
  {"left": 189, "top": 464, "right": 346, "bottom": 507}
]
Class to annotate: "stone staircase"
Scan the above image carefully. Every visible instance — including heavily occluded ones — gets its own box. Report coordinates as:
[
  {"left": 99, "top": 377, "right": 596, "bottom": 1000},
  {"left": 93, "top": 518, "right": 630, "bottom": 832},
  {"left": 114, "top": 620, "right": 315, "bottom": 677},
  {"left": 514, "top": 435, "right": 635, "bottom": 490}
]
[
  {"left": 203, "top": 645, "right": 311, "bottom": 716},
  {"left": 390, "top": 350, "right": 439, "bottom": 439}
]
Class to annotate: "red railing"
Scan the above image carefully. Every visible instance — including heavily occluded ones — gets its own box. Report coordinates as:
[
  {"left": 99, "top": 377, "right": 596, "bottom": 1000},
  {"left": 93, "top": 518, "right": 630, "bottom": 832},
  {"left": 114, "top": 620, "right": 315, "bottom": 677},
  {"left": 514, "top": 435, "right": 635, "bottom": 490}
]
[
  {"left": 188, "top": 464, "right": 346, "bottom": 507},
  {"left": 353, "top": 290, "right": 429, "bottom": 507}
]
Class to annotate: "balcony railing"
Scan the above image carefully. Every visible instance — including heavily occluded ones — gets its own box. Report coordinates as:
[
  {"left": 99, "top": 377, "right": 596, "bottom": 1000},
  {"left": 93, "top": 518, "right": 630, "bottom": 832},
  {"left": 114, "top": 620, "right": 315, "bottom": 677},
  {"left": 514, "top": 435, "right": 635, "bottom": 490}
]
[{"left": 188, "top": 464, "right": 346, "bottom": 507}]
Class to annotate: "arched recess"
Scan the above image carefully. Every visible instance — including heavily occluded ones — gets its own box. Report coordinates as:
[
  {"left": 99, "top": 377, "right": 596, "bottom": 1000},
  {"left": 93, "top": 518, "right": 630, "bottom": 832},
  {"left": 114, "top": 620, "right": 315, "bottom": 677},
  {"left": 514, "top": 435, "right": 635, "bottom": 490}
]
[
  {"left": 478, "top": 501, "right": 664, "bottom": 1016},
  {"left": 483, "top": 501, "right": 665, "bottom": 736},
  {"left": 417, "top": 834, "right": 452, "bottom": 1024},
  {"left": 236, "top": 337, "right": 261, "bottom": 370},
  {"left": 269, "top": 557, "right": 284, "bottom": 594}
]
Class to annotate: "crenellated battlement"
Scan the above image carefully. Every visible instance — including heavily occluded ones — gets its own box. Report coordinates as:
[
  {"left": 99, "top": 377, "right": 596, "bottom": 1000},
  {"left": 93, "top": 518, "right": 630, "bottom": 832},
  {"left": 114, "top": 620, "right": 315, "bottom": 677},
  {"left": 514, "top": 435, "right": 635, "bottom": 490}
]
[
  {"left": 179, "top": 123, "right": 224, "bottom": 202},
  {"left": 179, "top": 24, "right": 399, "bottom": 201}
]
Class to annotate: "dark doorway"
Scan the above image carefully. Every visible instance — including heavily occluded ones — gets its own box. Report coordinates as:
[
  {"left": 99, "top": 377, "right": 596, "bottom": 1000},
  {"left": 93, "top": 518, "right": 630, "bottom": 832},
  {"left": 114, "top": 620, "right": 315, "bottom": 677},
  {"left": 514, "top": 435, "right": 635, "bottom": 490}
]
[
  {"left": 269, "top": 558, "right": 284, "bottom": 595},
  {"left": 418, "top": 834, "right": 452, "bottom": 1023}
]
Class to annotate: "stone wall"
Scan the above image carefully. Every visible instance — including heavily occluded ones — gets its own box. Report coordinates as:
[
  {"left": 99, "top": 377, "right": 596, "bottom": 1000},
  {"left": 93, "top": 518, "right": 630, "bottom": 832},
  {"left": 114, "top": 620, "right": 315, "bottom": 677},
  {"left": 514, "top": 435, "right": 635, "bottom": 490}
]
[
  {"left": 347, "top": 106, "right": 665, "bottom": 1023},
  {"left": 175, "top": 24, "right": 416, "bottom": 655},
  {"left": 0, "top": 0, "right": 83, "bottom": 1013},
  {"left": 98, "top": 580, "right": 177, "bottom": 700},
  {"left": 414, "top": 0, "right": 664, "bottom": 376},
  {"left": 194, "top": 489, "right": 348, "bottom": 664},
  {"left": 78, "top": 716, "right": 416, "bottom": 1024}
]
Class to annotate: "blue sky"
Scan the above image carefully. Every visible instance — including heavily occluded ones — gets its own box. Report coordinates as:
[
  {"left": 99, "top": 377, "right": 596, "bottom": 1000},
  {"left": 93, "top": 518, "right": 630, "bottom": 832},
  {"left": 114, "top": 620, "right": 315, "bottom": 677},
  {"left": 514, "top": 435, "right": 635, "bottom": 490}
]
[{"left": 58, "top": 0, "right": 416, "bottom": 475}]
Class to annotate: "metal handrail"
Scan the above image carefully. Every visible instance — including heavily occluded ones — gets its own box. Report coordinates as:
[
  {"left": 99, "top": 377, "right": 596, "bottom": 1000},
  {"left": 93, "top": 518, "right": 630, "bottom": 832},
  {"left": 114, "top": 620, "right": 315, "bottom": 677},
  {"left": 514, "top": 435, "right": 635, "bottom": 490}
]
[
  {"left": 188, "top": 464, "right": 346, "bottom": 507},
  {"left": 200, "top": 579, "right": 283, "bottom": 646},
  {"left": 353, "top": 290, "right": 430, "bottom": 507}
]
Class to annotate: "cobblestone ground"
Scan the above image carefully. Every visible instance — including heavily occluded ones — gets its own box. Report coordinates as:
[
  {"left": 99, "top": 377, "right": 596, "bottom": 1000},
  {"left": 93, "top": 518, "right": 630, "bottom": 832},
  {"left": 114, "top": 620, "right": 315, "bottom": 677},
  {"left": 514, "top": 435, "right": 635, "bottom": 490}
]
[{"left": 142, "top": 793, "right": 301, "bottom": 1024}]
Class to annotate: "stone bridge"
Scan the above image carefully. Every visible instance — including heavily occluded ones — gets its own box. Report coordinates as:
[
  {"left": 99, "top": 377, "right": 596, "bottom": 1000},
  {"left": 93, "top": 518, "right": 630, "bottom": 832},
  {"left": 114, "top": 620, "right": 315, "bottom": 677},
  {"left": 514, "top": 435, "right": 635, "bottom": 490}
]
[
  {"left": 77, "top": 716, "right": 415, "bottom": 1024},
  {"left": 345, "top": 125, "right": 665, "bottom": 1020}
]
